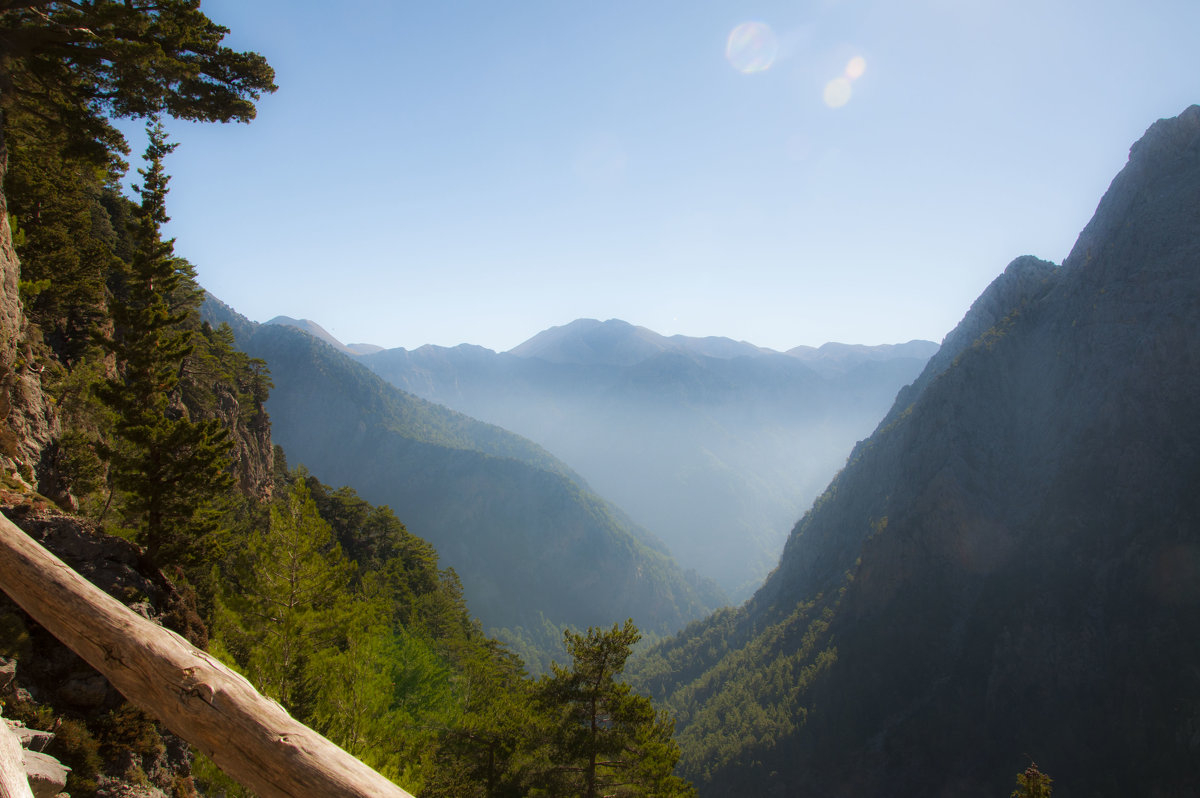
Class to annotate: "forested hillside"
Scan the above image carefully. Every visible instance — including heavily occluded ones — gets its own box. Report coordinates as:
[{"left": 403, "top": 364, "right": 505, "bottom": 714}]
[
  {"left": 632, "top": 106, "right": 1200, "bottom": 797},
  {"left": 202, "top": 301, "right": 725, "bottom": 671},
  {"left": 0, "top": 3, "right": 695, "bottom": 795}
]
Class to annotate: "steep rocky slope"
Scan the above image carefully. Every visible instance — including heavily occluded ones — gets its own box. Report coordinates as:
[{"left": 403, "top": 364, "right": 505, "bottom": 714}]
[{"left": 635, "top": 105, "right": 1200, "bottom": 796}]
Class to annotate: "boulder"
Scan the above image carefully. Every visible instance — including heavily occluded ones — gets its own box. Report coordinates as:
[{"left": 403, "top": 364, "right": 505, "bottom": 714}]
[
  {"left": 5, "top": 720, "right": 53, "bottom": 753},
  {"left": 23, "top": 749, "right": 69, "bottom": 798}
]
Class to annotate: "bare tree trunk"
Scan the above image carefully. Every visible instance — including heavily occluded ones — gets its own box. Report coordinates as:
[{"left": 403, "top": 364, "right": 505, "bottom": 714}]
[{"left": 0, "top": 510, "right": 414, "bottom": 798}]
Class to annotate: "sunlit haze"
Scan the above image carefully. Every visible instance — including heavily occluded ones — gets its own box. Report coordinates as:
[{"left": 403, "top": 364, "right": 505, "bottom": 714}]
[{"left": 137, "top": 0, "right": 1200, "bottom": 352}]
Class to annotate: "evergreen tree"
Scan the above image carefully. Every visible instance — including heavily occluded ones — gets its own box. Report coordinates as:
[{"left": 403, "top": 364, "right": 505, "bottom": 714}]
[
  {"left": 307, "top": 587, "right": 401, "bottom": 760},
  {"left": 207, "top": 468, "right": 700, "bottom": 796},
  {"left": 423, "top": 639, "right": 534, "bottom": 798},
  {"left": 535, "top": 619, "right": 695, "bottom": 798},
  {"left": 96, "top": 121, "right": 232, "bottom": 561},
  {"left": 1011, "top": 762, "right": 1053, "bottom": 798},
  {"left": 215, "top": 474, "right": 352, "bottom": 711},
  {"left": 0, "top": 1, "right": 275, "bottom": 159},
  {"left": 3, "top": 101, "right": 123, "bottom": 361}
]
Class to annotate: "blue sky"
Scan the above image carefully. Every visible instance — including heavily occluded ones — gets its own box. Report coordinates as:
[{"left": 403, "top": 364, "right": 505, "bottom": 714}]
[{"left": 138, "top": 0, "right": 1200, "bottom": 352}]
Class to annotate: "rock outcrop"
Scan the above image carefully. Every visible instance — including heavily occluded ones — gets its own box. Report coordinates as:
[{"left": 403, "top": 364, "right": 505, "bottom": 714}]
[
  {"left": 205, "top": 378, "right": 274, "bottom": 502},
  {"left": 0, "top": 141, "right": 57, "bottom": 491}
]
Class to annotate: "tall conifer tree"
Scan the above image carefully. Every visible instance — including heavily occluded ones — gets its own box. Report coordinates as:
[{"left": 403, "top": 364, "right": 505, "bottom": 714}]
[{"left": 97, "top": 121, "right": 232, "bottom": 560}]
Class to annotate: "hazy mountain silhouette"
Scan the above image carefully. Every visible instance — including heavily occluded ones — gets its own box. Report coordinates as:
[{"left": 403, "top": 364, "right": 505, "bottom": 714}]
[
  {"left": 351, "top": 318, "right": 935, "bottom": 598},
  {"left": 264, "top": 315, "right": 383, "bottom": 356},
  {"left": 204, "top": 301, "right": 725, "bottom": 668},
  {"left": 508, "top": 318, "right": 774, "bottom": 365},
  {"left": 632, "top": 106, "right": 1200, "bottom": 796}
]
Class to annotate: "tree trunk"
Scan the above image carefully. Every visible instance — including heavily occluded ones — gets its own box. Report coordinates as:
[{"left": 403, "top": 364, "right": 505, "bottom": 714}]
[{"left": 0, "top": 510, "right": 414, "bottom": 798}]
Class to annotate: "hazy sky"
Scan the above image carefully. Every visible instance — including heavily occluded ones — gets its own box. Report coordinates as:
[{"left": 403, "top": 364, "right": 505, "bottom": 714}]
[{"left": 137, "top": 0, "right": 1200, "bottom": 352}]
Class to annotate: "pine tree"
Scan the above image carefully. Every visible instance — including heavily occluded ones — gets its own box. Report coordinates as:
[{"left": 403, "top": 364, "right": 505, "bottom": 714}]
[
  {"left": 423, "top": 639, "right": 534, "bottom": 798},
  {"left": 214, "top": 474, "right": 353, "bottom": 711},
  {"left": 4, "top": 101, "right": 123, "bottom": 361},
  {"left": 0, "top": 1, "right": 275, "bottom": 157},
  {"left": 535, "top": 619, "right": 695, "bottom": 798},
  {"left": 96, "top": 121, "right": 232, "bottom": 561}
]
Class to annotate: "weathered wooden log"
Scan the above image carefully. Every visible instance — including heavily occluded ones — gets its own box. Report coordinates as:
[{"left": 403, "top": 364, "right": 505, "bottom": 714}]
[
  {"left": 0, "top": 716, "right": 35, "bottom": 798},
  {"left": 0, "top": 511, "right": 414, "bottom": 798}
]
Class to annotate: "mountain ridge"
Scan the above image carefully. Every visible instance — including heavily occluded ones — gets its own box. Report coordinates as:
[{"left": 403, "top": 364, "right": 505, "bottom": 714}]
[
  {"left": 265, "top": 313, "right": 937, "bottom": 372},
  {"left": 634, "top": 105, "right": 1200, "bottom": 796}
]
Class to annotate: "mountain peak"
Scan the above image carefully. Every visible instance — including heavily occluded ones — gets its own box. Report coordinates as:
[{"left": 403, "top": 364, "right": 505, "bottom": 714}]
[
  {"left": 264, "top": 316, "right": 349, "bottom": 353},
  {"left": 786, "top": 340, "right": 940, "bottom": 374},
  {"left": 507, "top": 318, "right": 672, "bottom": 366},
  {"left": 1063, "top": 104, "right": 1200, "bottom": 285},
  {"left": 919, "top": 254, "right": 1058, "bottom": 385}
]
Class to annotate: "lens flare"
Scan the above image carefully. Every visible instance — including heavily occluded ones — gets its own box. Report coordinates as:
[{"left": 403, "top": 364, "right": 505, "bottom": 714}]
[
  {"left": 725, "top": 22, "right": 779, "bottom": 74},
  {"left": 845, "top": 55, "right": 867, "bottom": 80},
  {"left": 823, "top": 77, "right": 853, "bottom": 108}
]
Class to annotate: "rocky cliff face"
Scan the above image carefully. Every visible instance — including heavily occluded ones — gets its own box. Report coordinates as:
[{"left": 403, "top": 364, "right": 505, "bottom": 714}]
[
  {"left": 641, "top": 106, "right": 1200, "bottom": 797},
  {"left": 197, "top": 373, "right": 274, "bottom": 503},
  {"left": 0, "top": 144, "right": 57, "bottom": 491}
]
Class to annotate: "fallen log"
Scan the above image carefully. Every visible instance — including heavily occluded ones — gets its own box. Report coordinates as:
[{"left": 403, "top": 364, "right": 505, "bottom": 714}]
[{"left": 0, "top": 510, "right": 413, "bottom": 798}]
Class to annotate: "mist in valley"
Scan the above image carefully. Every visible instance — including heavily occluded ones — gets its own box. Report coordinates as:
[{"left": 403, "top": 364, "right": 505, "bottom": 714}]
[{"left": 349, "top": 318, "right": 936, "bottom": 598}]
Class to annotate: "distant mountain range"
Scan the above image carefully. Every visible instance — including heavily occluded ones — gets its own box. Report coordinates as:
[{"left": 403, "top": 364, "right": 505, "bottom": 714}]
[
  {"left": 508, "top": 318, "right": 936, "bottom": 372},
  {"left": 303, "top": 318, "right": 936, "bottom": 597},
  {"left": 633, "top": 106, "right": 1200, "bottom": 796},
  {"left": 203, "top": 302, "right": 725, "bottom": 669}
]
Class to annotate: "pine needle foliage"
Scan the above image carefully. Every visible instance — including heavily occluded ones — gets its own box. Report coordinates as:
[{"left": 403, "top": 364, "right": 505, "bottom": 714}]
[
  {"left": 532, "top": 620, "right": 696, "bottom": 798},
  {"left": 95, "top": 121, "right": 232, "bottom": 561}
]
